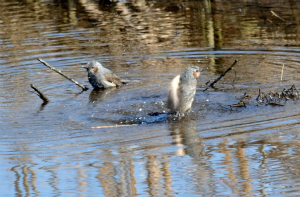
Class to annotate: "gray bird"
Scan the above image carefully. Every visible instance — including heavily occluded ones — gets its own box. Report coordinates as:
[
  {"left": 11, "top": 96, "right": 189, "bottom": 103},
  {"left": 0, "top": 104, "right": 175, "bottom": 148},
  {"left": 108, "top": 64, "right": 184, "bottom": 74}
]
[
  {"left": 167, "top": 66, "right": 200, "bottom": 116},
  {"left": 83, "top": 60, "right": 125, "bottom": 89}
]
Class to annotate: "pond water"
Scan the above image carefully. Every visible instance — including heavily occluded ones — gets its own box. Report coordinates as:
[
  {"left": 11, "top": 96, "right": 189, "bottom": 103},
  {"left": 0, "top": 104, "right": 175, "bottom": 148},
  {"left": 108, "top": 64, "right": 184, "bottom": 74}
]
[{"left": 1, "top": 0, "right": 300, "bottom": 196}]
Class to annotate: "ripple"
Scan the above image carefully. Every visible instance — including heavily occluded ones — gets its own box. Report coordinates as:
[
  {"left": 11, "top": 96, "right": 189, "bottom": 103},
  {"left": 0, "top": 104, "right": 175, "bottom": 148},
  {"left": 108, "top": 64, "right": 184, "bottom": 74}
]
[{"left": 1, "top": 0, "right": 300, "bottom": 196}]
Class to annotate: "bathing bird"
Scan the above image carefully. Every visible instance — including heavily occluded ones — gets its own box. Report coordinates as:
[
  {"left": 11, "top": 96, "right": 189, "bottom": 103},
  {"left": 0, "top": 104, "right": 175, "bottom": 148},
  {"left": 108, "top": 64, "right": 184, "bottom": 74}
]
[
  {"left": 167, "top": 66, "right": 200, "bottom": 117},
  {"left": 83, "top": 60, "right": 125, "bottom": 89}
]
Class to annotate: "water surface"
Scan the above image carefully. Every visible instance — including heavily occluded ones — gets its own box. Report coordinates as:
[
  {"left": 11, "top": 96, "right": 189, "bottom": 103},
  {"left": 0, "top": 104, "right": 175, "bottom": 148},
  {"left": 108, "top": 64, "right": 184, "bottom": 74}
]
[{"left": 1, "top": 0, "right": 300, "bottom": 196}]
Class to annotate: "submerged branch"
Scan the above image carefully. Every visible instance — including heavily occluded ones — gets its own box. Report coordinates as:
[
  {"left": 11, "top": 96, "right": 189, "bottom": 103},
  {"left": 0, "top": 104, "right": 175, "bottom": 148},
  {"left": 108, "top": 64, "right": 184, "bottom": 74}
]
[
  {"left": 204, "top": 60, "right": 238, "bottom": 92},
  {"left": 37, "top": 58, "right": 88, "bottom": 91},
  {"left": 30, "top": 84, "right": 49, "bottom": 103}
]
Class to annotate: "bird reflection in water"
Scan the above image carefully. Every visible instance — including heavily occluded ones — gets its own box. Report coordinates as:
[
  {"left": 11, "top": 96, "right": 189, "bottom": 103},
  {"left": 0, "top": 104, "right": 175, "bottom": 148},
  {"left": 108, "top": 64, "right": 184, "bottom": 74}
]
[{"left": 169, "top": 118, "right": 205, "bottom": 158}]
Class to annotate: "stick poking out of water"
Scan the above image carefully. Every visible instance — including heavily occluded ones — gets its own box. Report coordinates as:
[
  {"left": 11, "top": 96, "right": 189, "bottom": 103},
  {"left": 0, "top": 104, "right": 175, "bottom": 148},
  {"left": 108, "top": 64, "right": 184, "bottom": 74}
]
[
  {"left": 30, "top": 84, "right": 49, "bottom": 103},
  {"left": 37, "top": 58, "right": 88, "bottom": 91},
  {"left": 204, "top": 60, "right": 238, "bottom": 92},
  {"left": 280, "top": 64, "right": 285, "bottom": 82},
  {"left": 271, "top": 11, "right": 292, "bottom": 25}
]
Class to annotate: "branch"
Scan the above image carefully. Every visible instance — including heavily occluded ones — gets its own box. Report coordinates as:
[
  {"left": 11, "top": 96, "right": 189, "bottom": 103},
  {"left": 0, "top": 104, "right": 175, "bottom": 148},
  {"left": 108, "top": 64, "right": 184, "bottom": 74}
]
[
  {"left": 280, "top": 64, "right": 284, "bottom": 82},
  {"left": 37, "top": 58, "right": 88, "bottom": 91},
  {"left": 271, "top": 11, "right": 292, "bottom": 25},
  {"left": 204, "top": 60, "right": 238, "bottom": 92},
  {"left": 30, "top": 84, "right": 49, "bottom": 103}
]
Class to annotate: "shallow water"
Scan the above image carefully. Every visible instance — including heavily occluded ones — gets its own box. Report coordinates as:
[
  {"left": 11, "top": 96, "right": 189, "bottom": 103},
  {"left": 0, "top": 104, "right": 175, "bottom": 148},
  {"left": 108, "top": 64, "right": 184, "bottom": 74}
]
[{"left": 1, "top": 0, "right": 300, "bottom": 196}]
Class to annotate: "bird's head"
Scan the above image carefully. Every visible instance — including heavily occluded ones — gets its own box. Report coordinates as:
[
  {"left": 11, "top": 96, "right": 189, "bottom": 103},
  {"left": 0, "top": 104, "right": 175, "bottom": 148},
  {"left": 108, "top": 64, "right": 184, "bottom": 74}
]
[
  {"left": 82, "top": 60, "right": 103, "bottom": 74},
  {"left": 190, "top": 66, "right": 200, "bottom": 79},
  {"left": 182, "top": 66, "right": 201, "bottom": 80}
]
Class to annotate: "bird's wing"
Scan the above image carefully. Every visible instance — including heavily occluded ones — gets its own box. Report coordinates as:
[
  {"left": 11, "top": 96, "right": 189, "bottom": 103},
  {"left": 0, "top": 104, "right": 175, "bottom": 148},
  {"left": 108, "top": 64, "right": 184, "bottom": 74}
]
[
  {"left": 104, "top": 73, "right": 124, "bottom": 87},
  {"left": 167, "top": 75, "right": 180, "bottom": 112}
]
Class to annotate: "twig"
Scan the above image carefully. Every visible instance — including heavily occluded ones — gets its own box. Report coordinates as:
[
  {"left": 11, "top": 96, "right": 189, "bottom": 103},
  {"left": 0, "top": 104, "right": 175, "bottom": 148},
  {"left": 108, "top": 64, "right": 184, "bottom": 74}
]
[
  {"left": 204, "top": 60, "right": 238, "bottom": 92},
  {"left": 91, "top": 124, "right": 138, "bottom": 129},
  {"left": 231, "top": 68, "right": 237, "bottom": 84},
  {"left": 37, "top": 58, "right": 88, "bottom": 91},
  {"left": 30, "top": 84, "right": 49, "bottom": 103},
  {"left": 280, "top": 64, "right": 284, "bottom": 82},
  {"left": 271, "top": 11, "right": 292, "bottom": 25}
]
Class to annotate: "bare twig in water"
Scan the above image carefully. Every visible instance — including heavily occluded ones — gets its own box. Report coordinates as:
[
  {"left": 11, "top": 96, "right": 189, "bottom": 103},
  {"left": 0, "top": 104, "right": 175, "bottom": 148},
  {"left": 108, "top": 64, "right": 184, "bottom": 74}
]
[
  {"left": 204, "top": 60, "right": 238, "bottom": 92},
  {"left": 284, "top": 85, "right": 299, "bottom": 99},
  {"left": 267, "top": 102, "right": 285, "bottom": 106},
  {"left": 256, "top": 85, "right": 299, "bottom": 106},
  {"left": 267, "top": 19, "right": 274, "bottom": 24},
  {"left": 256, "top": 89, "right": 264, "bottom": 104},
  {"left": 30, "top": 84, "right": 49, "bottom": 103},
  {"left": 271, "top": 11, "right": 292, "bottom": 25},
  {"left": 280, "top": 64, "right": 284, "bottom": 82},
  {"left": 230, "top": 101, "right": 246, "bottom": 110},
  {"left": 240, "top": 92, "right": 251, "bottom": 100},
  {"left": 91, "top": 124, "right": 138, "bottom": 129},
  {"left": 231, "top": 68, "right": 237, "bottom": 84},
  {"left": 230, "top": 92, "right": 249, "bottom": 110},
  {"left": 37, "top": 58, "right": 88, "bottom": 91}
]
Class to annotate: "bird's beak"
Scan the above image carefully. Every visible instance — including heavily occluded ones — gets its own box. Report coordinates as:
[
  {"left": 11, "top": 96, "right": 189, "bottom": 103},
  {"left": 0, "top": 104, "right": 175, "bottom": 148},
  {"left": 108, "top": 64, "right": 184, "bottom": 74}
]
[{"left": 82, "top": 65, "right": 88, "bottom": 70}]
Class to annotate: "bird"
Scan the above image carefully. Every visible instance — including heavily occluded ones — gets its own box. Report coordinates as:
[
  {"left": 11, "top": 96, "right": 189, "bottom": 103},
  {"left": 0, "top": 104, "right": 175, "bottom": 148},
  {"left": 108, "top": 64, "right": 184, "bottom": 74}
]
[
  {"left": 83, "top": 60, "right": 125, "bottom": 89},
  {"left": 167, "top": 66, "right": 200, "bottom": 117}
]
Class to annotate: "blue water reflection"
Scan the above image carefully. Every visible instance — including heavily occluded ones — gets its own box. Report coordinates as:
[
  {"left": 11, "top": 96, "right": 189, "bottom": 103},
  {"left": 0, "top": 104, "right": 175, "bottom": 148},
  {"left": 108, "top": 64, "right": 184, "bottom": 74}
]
[{"left": 1, "top": 0, "right": 300, "bottom": 196}]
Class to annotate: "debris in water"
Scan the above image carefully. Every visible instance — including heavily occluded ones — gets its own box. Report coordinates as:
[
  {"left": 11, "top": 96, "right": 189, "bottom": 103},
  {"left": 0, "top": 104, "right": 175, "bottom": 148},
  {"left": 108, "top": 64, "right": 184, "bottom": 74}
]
[
  {"left": 256, "top": 85, "right": 299, "bottom": 106},
  {"left": 231, "top": 85, "right": 299, "bottom": 110},
  {"left": 230, "top": 92, "right": 250, "bottom": 110}
]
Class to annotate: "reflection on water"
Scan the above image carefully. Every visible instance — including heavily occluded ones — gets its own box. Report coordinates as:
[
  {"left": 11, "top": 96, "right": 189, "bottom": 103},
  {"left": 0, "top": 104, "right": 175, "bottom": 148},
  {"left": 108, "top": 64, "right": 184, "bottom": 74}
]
[
  {"left": 1, "top": 0, "right": 300, "bottom": 196},
  {"left": 89, "top": 89, "right": 119, "bottom": 105},
  {"left": 170, "top": 118, "right": 205, "bottom": 158}
]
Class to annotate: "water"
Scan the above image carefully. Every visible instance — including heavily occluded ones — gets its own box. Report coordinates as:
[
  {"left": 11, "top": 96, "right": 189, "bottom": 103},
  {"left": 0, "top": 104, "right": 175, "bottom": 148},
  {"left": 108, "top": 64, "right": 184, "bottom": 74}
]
[{"left": 1, "top": 0, "right": 300, "bottom": 196}]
